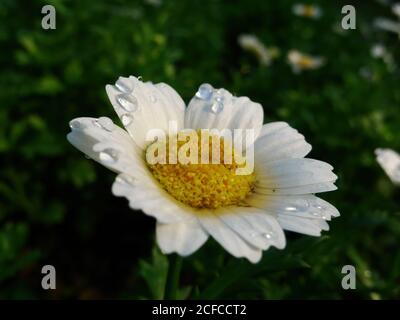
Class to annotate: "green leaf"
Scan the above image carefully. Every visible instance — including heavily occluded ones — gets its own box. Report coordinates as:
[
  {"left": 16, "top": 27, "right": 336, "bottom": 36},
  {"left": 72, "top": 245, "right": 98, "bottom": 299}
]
[{"left": 138, "top": 246, "right": 168, "bottom": 299}]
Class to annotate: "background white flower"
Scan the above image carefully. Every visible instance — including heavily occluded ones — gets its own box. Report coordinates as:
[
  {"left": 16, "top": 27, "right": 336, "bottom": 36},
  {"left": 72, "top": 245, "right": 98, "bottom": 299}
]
[
  {"left": 292, "top": 4, "right": 322, "bottom": 19},
  {"left": 238, "top": 34, "right": 279, "bottom": 66},
  {"left": 67, "top": 76, "right": 339, "bottom": 263},
  {"left": 287, "top": 50, "right": 325, "bottom": 73},
  {"left": 392, "top": 3, "right": 400, "bottom": 19},
  {"left": 375, "top": 148, "right": 400, "bottom": 185}
]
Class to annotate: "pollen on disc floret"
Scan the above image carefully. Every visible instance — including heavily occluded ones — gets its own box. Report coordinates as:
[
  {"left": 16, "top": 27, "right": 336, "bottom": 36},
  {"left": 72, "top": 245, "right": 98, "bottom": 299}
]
[{"left": 146, "top": 130, "right": 256, "bottom": 209}]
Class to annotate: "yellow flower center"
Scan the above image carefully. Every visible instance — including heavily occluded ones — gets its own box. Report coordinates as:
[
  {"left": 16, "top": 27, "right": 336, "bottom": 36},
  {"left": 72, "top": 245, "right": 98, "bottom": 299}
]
[
  {"left": 298, "top": 56, "right": 314, "bottom": 68},
  {"left": 303, "top": 5, "right": 317, "bottom": 17},
  {"left": 145, "top": 131, "right": 255, "bottom": 209}
]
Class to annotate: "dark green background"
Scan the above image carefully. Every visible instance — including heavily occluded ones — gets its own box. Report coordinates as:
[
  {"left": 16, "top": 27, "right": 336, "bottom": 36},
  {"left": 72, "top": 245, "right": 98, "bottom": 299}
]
[{"left": 1, "top": 0, "right": 399, "bottom": 299}]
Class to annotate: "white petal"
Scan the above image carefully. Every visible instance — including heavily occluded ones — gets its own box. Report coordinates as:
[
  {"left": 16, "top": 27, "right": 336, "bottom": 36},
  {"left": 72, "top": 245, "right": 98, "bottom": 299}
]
[
  {"left": 67, "top": 117, "right": 144, "bottom": 175},
  {"left": 198, "top": 213, "right": 262, "bottom": 263},
  {"left": 185, "top": 85, "right": 263, "bottom": 145},
  {"left": 156, "top": 219, "right": 208, "bottom": 256},
  {"left": 246, "top": 194, "right": 340, "bottom": 221},
  {"left": 112, "top": 173, "right": 195, "bottom": 223},
  {"left": 375, "top": 148, "right": 400, "bottom": 185},
  {"left": 254, "top": 122, "right": 312, "bottom": 162},
  {"left": 106, "top": 76, "right": 185, "bottom": 149},
  {"left": 217, "top": 207, "right": 286, "bottom": 250},
  {"left": 277, "top": 214, "right": 329, "bottom": 236},
  {"left": 257, "top": 171, "right": 337, "bottom": 188},
  {"left": 255, "top": 182, "right": 337, "bottom": 195},
  {"left": 246, "top": 194, "right": 337, "bottom": 236},
  {"left": 255, "top": 158, "right": 337, "bottom": 195}
]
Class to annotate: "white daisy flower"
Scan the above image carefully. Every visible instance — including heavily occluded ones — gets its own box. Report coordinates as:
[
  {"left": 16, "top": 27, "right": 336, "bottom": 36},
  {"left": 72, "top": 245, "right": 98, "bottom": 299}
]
[
  {"left": 287, "top": 50, "right": 325, "bottom": 73},
  {"left": 292, "top": 4, "right": 322, "bottom": 19},
  {"left": 375, "top": 148, "right": 400, "bottom": 185},
  {"left": 67, "top": 76, "right": 339, "bottom": 263},
  {"left": 238, "top": 34, "right": 279, "bottom": 66}
]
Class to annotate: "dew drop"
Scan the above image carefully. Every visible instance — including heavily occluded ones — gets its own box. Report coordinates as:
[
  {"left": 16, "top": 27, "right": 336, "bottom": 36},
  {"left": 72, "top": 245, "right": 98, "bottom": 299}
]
[
  {"left": 312, "top": 211, "right": 328, "bottom": 220},
  {"left": 121, "top": 113, "right": 133, "bottom": 126},
  {"left": 195, "top": 83, "right": 213, "bottom": 100},
  {"left": 150, "top": 95, "right": 157, "bottom": 103},
  {"left": 210, "top": 91, "right": 224, "bottom": 114},
  {"left": 210, "top": 100, "right": 224, "bottom": 114},
  {"left": 285, "top": 206, "right": 298, "bottom": 212},
  {"left": 116, "top": 174, "right": 134, "bottom": 185},
  {"left": 264, "top": 231, "right": 274, "bottom": 240},
  {"left": 117, "top": 94, "right": 138, "bottom": 112},
  {"left": 215, "top": 89, "right": 224, "bottom": 97},
  {"left": 94, "top": 117, "right": 114, "bottom": 132},
  {"left": 69, "top": 120, "right": 81, "bottom": 130},
  {"left": 115, "top": 78, "right": 133, "bottom": 93},
  {"left": 99, "top": 148, "right": 119, "bottom": 165}
]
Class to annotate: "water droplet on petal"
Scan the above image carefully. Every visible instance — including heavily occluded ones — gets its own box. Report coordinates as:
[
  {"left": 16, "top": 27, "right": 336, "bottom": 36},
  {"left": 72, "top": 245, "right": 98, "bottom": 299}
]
[
  {"left": 69, "top": 120, "right": 81, "bottom": 130},
  {"left": 121, "top": 114, "right": 133, "bottom": 126},
  {"left": 150, "top": 95, "right": 157, "bottom": 103},
  {"left": 210, "top": 91, "right": 225, "bottom": 114},
  {"left": 117, "top": 94, "right": 138, "bottom": 112},
  {"left": 94, "top": 117, "right": 114, "bottom": 132},
  {"left": 115, "top": 78, "right": 133, "bottom": 93},
  {"left": 210, "top": 100, "right": 224, "bottom": 114},
  {"left": 264, "top": 231, "right": 274, "bottom": 240},
  {"left": 312, "top": 212, "right": 328, "bottom": 220},
  {"left": 312, "top": 211, "right": 328, "bottom": 220},
  {"left": 116, "top": 174, "right": 134, "bottom": 185},
  {"left": 215, "top": 89, "right": 224, "bottom": 98},
  {"left": 99, "top": 148, "right": 119, "bottom": 165},
  {"left": 195, "top": 83, "right": 213, "bottom": 100},
  {"left": 284, "top": 200, "right": 312, "bottom": 214}
]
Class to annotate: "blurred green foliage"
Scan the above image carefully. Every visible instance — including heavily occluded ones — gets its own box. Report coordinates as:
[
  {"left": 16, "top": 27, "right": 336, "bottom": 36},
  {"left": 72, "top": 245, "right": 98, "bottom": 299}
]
[{"left": 1, "top": 0, "right": 400, "bottom": 299}]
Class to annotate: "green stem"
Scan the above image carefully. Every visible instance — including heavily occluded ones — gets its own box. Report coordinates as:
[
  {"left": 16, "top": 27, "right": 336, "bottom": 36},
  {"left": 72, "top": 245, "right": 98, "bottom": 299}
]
[{"left": 164, "top": 254, "right": 183, "bottom": 300}]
